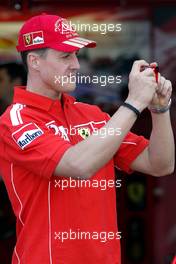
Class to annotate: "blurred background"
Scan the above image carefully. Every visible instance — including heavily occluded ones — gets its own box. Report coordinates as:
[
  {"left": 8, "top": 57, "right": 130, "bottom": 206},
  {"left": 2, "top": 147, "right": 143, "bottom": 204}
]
[{"left": 0, "top": 0, "right": 176, "bottom": 263}]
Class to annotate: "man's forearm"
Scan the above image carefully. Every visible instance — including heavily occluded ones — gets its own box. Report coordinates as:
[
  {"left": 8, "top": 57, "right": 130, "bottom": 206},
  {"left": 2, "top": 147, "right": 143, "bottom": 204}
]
[
  {"left": 56, "top": 105, "right": 140, "bottom": 178},
  {"left": 148, "top": 110, "right": 175, "bottom": 175}
]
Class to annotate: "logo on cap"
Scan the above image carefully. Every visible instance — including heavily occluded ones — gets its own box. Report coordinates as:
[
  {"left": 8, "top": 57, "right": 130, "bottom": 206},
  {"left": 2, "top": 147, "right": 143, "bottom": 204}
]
[
  {"left": 23, "top": 31, "right": 44, "bottom": 47},
  {"left": 55, "top": 18, "right": 75, "bottom": 35},
  {"left": 24, "top": 34, "right": 32, "bottom": 45}
]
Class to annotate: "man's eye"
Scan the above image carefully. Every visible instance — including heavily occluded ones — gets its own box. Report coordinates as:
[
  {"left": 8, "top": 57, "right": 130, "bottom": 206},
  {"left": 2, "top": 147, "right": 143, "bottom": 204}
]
[{"left": 62, "top": 54, "right": 70, "bottom": 58}]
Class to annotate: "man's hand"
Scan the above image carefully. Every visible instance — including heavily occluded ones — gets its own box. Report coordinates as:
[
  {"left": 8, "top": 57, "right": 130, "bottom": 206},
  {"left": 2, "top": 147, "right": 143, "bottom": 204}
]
[
  {"left": 131, "top": 62, "right": 174, "bottom": 176},
  {"left": 126, "top": 60, "right": 158, "bottom": 112},
  {"left": 149, "top": 62, "right": 172, "bottom": 108}
]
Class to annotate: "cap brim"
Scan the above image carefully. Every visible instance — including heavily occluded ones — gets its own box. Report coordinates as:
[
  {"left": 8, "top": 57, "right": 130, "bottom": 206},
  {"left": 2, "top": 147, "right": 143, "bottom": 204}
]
[{"left": 50, "top": 37, "right": 96, "bottom": 52}]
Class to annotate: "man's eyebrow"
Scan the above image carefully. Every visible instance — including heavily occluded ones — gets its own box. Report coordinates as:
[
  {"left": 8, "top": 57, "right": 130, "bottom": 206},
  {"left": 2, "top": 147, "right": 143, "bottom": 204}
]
[{"left": 59, "top": 51, "right": 79, "bottom": 56}]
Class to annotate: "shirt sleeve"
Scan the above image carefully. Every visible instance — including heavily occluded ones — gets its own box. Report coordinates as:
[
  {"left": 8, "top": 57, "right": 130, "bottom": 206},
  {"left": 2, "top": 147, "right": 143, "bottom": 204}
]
[
  {"left": 114, "top": 132, "right": 149, "bottom": 174},
  {"left": 92, "top": 108, "right": 149, "bottom": 174},
  {"left": 2, "top": 122, "right": 72, "bottom": 179}
]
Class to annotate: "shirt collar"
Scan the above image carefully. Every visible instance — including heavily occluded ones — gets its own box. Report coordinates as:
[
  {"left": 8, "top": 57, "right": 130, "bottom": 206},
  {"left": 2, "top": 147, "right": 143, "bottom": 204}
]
[{"left": 13, "top": 86, "right": 75, "bottom": 112}]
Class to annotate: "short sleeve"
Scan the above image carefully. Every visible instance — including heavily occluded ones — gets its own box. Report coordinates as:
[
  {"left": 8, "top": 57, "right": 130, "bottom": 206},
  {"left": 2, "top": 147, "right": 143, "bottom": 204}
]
[
  {"left": 91, "top": 109, "right": 149, "bottom": 174},
  {"left": 1, "top": 122, "right": 71, "bottom": 179},
  {"left": 114, "top": 132, "right": 149, "bottom": 174}
]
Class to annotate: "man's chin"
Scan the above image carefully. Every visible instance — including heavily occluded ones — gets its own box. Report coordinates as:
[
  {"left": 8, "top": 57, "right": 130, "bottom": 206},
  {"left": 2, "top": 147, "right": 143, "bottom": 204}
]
[
  {"left": 63, "top": 83, "right": 76, "bottom": 92},
  {"left": 54, "top": 82, "right": 76, "bottom": 93}
]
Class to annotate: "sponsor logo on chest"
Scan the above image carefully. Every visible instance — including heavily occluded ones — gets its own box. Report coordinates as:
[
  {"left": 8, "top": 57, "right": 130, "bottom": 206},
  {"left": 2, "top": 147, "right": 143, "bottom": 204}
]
[{"left": 46, "top": 120, "right": 107, "bottom": 141}]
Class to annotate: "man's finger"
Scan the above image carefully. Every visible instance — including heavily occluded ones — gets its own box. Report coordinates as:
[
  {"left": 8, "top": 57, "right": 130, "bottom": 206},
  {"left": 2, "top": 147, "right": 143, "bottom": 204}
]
[
  {"left": 131, "top": 60, "right": 149, "bottom": 74},
  {"left": 157, "top": 76, "right": 166, "bottom": 93},
  {"left": 150, "top": 62, "right": 158, "bottom": 67},
  {"left": 166, "top": 88, "right": 172, "bottom": 100},
  {"left": 142, "top": 68, "right": 155, "bottom": 77}
]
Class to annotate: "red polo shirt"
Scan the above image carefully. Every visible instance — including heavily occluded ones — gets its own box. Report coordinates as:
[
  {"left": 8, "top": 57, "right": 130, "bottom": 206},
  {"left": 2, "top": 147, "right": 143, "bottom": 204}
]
[
  {"left": 0, "top": 87, "right": 149, "bottom": 264},
  {"left": 172, "top": 257, "right": 176, "bottom": 264}
]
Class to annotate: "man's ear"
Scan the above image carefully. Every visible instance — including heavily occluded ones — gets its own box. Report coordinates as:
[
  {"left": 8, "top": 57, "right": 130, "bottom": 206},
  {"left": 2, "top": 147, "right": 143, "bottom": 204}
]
[{"left": 27, "top": 53, "right": 40, "bottom": 71}]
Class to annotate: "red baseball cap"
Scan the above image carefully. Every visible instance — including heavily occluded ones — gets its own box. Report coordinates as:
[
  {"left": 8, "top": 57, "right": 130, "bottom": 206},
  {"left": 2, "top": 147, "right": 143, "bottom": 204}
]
[{"left": 16, "top": 13, "right": 96, "bottom": 52}]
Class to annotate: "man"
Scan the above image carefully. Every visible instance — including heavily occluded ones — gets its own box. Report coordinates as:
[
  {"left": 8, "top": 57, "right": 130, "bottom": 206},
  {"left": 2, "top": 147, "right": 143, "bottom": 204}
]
[
  {"left": 0, "top": 62, "right": 26, "bottom": 115},
  {"left": 0, "top": 13, "right": 174, "bottom": 264}
]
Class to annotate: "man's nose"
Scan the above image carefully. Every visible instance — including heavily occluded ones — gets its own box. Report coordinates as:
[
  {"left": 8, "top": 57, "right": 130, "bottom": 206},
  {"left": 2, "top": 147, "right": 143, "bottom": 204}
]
[{"left": 70, "top": 54, "right": 80, "bottom": 70}]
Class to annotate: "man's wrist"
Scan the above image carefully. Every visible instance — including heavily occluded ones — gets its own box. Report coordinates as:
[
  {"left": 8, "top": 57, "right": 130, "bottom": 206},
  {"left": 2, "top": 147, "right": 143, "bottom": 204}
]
[
  {"left": 122, "top": 102, "right": 141, "bottom": 117},
  {"left": 148, "top": 99, "right": 171, "bottom": 114},
  {"left": 124, "top": 98, "right": 146, "bottom": 113}
]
